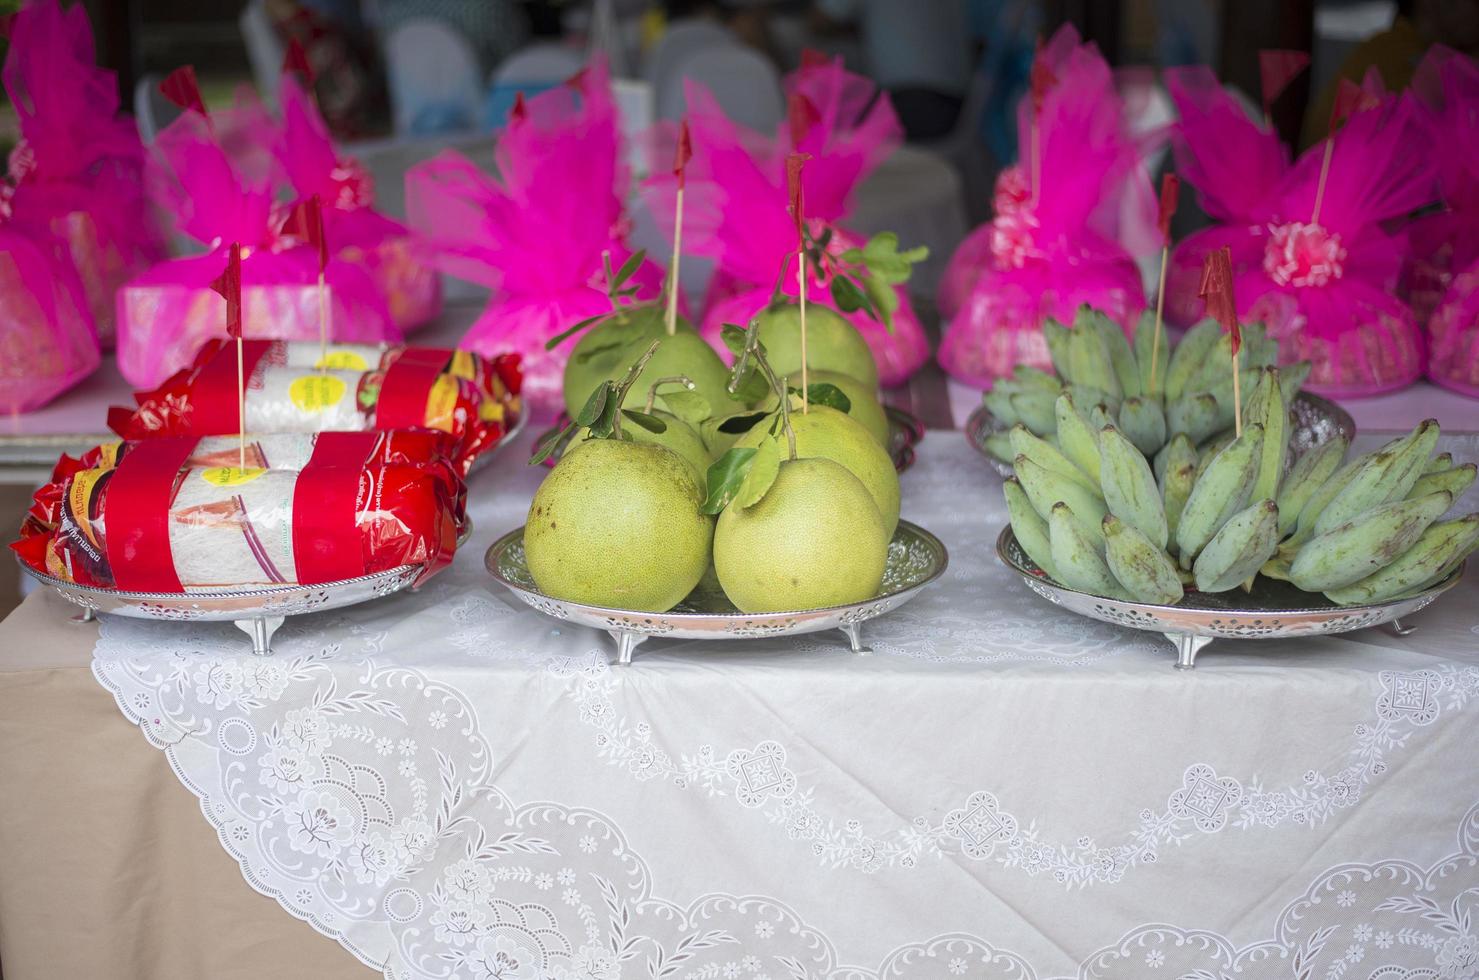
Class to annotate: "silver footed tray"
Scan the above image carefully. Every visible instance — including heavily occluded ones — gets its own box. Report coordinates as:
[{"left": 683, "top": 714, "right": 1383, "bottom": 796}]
[
  {"left": 536, "top": 405, "right": 924, "bottom": 474},
  {"left": 486, "top": 519, "right": 949, "bottom": 664},
  {"left": 995, "top": 526, "right": 1464, "bottom": 669},
  {"left": 966, "top": 392, "right": 1355, "bottom": 478},
  {"left": 19, "top": 560, "right": 424, "bottom": 656}
]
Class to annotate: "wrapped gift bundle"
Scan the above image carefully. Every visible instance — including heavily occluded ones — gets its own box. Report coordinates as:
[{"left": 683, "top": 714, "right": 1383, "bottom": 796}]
[
  {"left": 109, "top": 339, "right": 519, "bottom": 475},
  {"left": 273, "top": 76, "right": 442, "bottom": 332},
  {"left": 117, "top": 107, "right": 397, "bottom": 389},
  {"left": 12, "top": 438, "right": 459, "bottom": 592},
  {"left": 406, "top": 59, "right": 664, "bottom": 411},
  {"left": 1407, "top": 49, "right": 1479, "bottom": 396},
  {"left": 937, "top": 26, "right": 1157, "bottom": 386},
  {"left": 645, "top": 58, "right": 930, "bottom": 386},
  {"left": 1, "top": 0, "right": 165, "bottom": 347},
  {"left": 1169, "top": 68, "right": 1436, "bottom": 397},
  {"left": 0, "top": 224, "right": 99, "bottom": 413}
]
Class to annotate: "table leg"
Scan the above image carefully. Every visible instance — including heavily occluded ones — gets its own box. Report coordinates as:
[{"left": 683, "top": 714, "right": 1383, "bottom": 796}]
[
  {"left": 839, "top": 622, "right": 872, "bottom": 655},
  {"left": 609, "top": 630, "right": 647, "bottom": 666},
  {"left": 1167, "top": 632, "right": 1212, "bottom": 669},
  {"left": 235, "top": 616, "right": 285, "bottom": 656},
  {"left": 1388, "top": 617, "right": 1416, "bottom": 637},
  {"left": 70, "top": 607, "right": 96, "bottom": 624}
]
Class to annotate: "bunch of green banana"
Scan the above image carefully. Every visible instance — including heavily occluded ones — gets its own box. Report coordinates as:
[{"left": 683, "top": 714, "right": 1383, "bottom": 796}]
[{"left": 982, "top": 305, "right": 1311, "bottom": 466}]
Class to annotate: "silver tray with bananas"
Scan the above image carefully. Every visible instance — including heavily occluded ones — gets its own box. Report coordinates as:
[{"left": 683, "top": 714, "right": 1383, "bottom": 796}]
[
  {"left": 486, "top": 520, "right": 948, "bottom": 665},
  {"left": 536, "top": 405, "right": 924, "bottom": 473},
  {"left": 996, "top": 526, "right": 1463, "bottom": 669},
  {"left": 967, "top": 392, "right": 1354, "bottom": 478}
]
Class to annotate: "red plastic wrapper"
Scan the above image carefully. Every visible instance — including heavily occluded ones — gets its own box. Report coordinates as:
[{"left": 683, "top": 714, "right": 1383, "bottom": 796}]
[
  {"left": 13, "top": 437, "right": 458, "bottom": 591},
  {"left": 108, "top": 340, "right": 523, "bottom": 475}
]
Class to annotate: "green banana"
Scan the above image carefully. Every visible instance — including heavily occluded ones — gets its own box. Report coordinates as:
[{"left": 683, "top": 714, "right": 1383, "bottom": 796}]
[
  {"left": 1088, "top": 403, "right": 1116, "bottom": 433},
  {"left": 1260, "top": 551, "right": 1293, "bottom": 581},
  {"left": 1098, "top": 424, "right": 1169, "bottom": 547},
  {"left": 1424, "top": 452, "right": 1454, "bottom": 475},
  {"left": 1011, "top": 365, "right": 1063, "bottom": 393},
  {"left": 1091, "top": 310, "right": 1141, "bottom": 398},
  {"left": 1285, "top": 453, "right": 1366, "bottom": 549},
  {"left": 1310, "top": 420, "right": 1439, "bottom": 537},
  {"left": 1103, "top": 514, "right": 1184, "bottom": 604},
  {"left": 1015, "top": 454, "right": 1108, "bottom": 544},
  {"left": 1118, "top": 396, "right": 1168, "bottom": 456},
  {"left": 1167, "top": 393, "right": 1223, "bottom": 445},
  {"left": 1010, "top": 424, "right": 1101, "bottom": 495},
  {"left": 1156, "top": 433, "right": 1198, "bottom": 488},
  {"left": 984, "top": 432, "right": 1014, "bottom": 464},
  {"left": 1163, "top": 462, "right": 1197, "bottom": 553},
  {"left": 1324, "top": 514, "right": 1479, "bottom": 604},
  {"left": 1133, "top": 311, "right": 1171, "bottom": 397},
  {"left": 1193, "top": 499, "right": 1280, "bottom": 592},
  {"left": 1049, "top": 503, "right": 1126, "bottom": 598},
  {"left": 1175, "top": 423, "right": 1264, "bottom": 568},
  {"left": 1408, "top": 462, "right": 1476, "bottom": 501},
  {"left": 1278, "top": 360, "right": 1312, "bottom": 403},
  {"left": 1067, "top": 317, "right": 1121, "bottom": 401},
  {"left": 1008, "top": 389, "right": 1058, "bottom": 436},
  {"left": 1275, "top": 435, "right": 1348, "bottom": 539},
  {"left": 1004, "top": 477, "right": 1061, "bottom": 581},
  {"left": 1043, "top": 317, "right": 1073, "bottom": 378},
  {"left": 1163, "top": 320, "right": 1220, "bottom": 402},
  {"left": 1243, "top": 367, "right": 1289, "bottom": 506},
  {"left": 1290, "top": 490, "right": 1455, "bottom": 591},
  {"left": 982, "top": 387, "right": 1017, "bottom": 426},
  {"left": 1055, "top": 393, "right": 1102, "bottom": 485}
]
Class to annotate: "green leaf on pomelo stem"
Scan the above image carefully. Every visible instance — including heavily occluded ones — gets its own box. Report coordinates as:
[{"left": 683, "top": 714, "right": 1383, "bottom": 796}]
[
  {"left": 702, "top": 447, "right": 758, "bottom": 515},
  {"left": 830, "top": 274, "right": 869, "bottom": 313},
  {"left": 529, "top": 422, "right": 575, "bottom": 465},
  {"left": 861, "top": 270, "right": 899, "bottom": 332},
  {"left": 610, "top": 249, "right": 647, "bottom": 293},
  {"left": 621, "top": 409, "right": 668, "bottom": 433},
  {"left": 720, "top": 323, "right": 749, "bottom": 356},
  {"left": 657, "top": 388, "right": 711, "bottom": 425},
  {"left": 791, "top": 382, "right": 851, "bottom": 414},
  {"left": 715, "top": 410, "right": 769, "bottom": 435},
  {"left": 575, "top": 383, "right": 610, "bottom": 427},
  {"left": 546, "top": 313, "right": 607, "bottom": 350},
  {"left": 734, "top": 435, "right": 781, "bottom": 508}
]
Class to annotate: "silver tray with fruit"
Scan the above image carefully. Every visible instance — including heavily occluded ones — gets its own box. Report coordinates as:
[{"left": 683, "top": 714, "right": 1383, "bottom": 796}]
[
  {"left": 487, "top": 519, "right": 947, "bottom": 664},
  {"left": 995, "top": 525, "right": 1464, "bottom": 668}
]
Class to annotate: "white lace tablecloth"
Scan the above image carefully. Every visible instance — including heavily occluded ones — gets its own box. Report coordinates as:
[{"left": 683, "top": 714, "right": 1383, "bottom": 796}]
[{"left": 91, "top": 432, "right": 1479, "bottom": 980}]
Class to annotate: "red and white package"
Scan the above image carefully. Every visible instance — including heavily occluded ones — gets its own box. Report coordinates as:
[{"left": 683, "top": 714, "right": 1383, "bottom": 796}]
[{"left": 13, "top": 437, "right": 458, "bottom": 591}]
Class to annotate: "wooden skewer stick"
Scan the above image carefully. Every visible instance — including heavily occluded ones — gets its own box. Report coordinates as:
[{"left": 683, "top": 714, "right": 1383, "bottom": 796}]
[{"left": 1150, "top": 244, "right": 1169, "bottom": 393}]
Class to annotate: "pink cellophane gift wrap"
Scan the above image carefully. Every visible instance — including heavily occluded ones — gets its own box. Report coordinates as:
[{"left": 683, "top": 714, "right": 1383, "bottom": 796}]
[
  {"left": 0, "top": 225, "right": 98, "bottom": 412},
  {"left": 1168, "top": 67, "right": 1436, "bottom": 397},
  {"left": 937, "top": 26, "right": 1157, "bottom": 386},
  {"left": 405, "top": 60, "right": 664, "bottom": 412},
  {"left": 1407, "top": 48, "right": 1479, "bottom": 396},
  {"left": 118, "top": 110, "right": 396, "bottom": 388},
  {"left": 274, "top": 76, "right": 442, "bottom": 333},
  {"left": 2, "top": 0, "right": 164, "bottom": 346}
]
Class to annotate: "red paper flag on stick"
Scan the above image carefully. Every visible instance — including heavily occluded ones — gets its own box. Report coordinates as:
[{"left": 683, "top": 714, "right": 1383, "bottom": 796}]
[
  {"left": 159, "top": 66, "right": 208, "bottom": 118},
  {"left": 1199, "top": 245, "right": 1243, "bottom": 435},
  {"left": 1157, "top": 173, "right": 1180, "bottom": 244},
  {"left": 283, "top": 38, "right": 314, "bottom": 85},
  {"left": 1028, "top": 39, "right": 1054, "bottom": 206},
  {"left": 788, "top": 92, "right": 819, "bottom": 149},
  {"left": 786, "top": 152, "right": 811, "bottom": 411},
  {"left": 1259, "top": 49, "right": 1310, "bottom": 121},
  {"left": 1149, "top": 173, "right": 1180, "bottom": 393},
  {"left": 509, "top": 91, "right": 527, "bottom": 124},
  {"left": 665, "top": 120, "right": 693, "bottom": 337},
  {"left": 209, "top": 243, "right": 248, "bottom": 466},
  {"left": 281, "top": 195, "right": 327, "bottom": 272},
  {"left": 800, "top": 48, "right": 830, "bottom": 70},
  {"left": 1312, "top": 78, "right": 1382, "bottom": 224}
]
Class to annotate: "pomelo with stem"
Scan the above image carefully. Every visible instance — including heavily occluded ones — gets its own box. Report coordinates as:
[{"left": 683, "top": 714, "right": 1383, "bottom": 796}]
[
  {"left": 753, "top": 369, "right": 889, "bottom": 447},
  {"left": 560, "top": 303, "right": 730, "bottom": 419},
  {"left": 751, "top": 302, "right": 879, "bottom": 389}
]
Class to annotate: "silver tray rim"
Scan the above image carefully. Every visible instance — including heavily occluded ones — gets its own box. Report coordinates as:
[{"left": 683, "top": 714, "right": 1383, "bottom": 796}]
[{"left": 485, "top": 518, "right": 949, "bottom": 640}]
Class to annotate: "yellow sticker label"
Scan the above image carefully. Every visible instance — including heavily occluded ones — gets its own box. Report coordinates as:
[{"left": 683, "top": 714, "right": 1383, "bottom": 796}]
[
  {"left": 68, "top": 468, "right": 108, "bottom": 549},
  {"left": 448, "top": 350, "right": 474, "bottom": 379},
  {"left": 424, "top": 374, "right": 459, "bottom": 432},
  {"left": 200, "top": 466, "right": 267, "bottom": 487},
  {"left": 97, "top": 440, "right": 123, "bottom": 470},
  {"left": 314, "top": 350, "right": 369, "bottom": 371},
  {"left": 289, "top": 374, "right": 348, "bottom": 413}
]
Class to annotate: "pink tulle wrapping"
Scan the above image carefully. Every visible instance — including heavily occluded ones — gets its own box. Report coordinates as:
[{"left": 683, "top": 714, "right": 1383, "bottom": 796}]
[
  {"left": 275, "top": 78, "right": 442, "bottom": 332},
  {"left": 0, "top": 226, "right": 98, "bottom": 412},
  {"left": 938, "top": 26, "right": 1155, "bottom": 385},
  {"left": 2, "top": 0, "right": 164, "bottom": 345},
  {"left": 1169, "top": 67, "right": 1436, "bottom": 396},
  {"left": 644, "top": 66, "right": 926, "bottom": 386},
  {"left": 1427, "top": 257, "right": 1479, "bottom": 397},
  {"left": 119, "top": 112, "right": 396, "bottom": 387},
  {"left": 405, "top": 60, "right": 664, "bottom": 412}
]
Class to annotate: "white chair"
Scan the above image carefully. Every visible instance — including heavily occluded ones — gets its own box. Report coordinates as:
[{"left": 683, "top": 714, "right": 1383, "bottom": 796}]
[
  {"left": 239, "top": 0, "right": 285, "bottom": 107},
  {"left": 383, "top": 18, "right": 483, "bottom": 135},
  {"left": 491, "top": 42, "right": 586, "bottom": 89},
  {"left": 658, "top": 45, "right": 784, "bottom": 133},
  {"left": 643, "top": 18, "right": 735, "bottom": 92},
  {"left": 133, "top": 72, "right": 181, "bottom": 144}
]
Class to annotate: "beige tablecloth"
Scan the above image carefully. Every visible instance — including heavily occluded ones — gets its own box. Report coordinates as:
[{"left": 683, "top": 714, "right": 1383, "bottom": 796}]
[{"left": 0, "top": 589, "right": 372, "bottom": 979}]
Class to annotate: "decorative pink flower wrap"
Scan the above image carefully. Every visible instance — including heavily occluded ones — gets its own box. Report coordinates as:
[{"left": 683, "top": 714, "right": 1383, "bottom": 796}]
[
  {"left": 2, "top": 0, "right": 164, "bottom": 347},
  {"left": 644, "top": 58, "right": 929, "bottom": 387},
  {"left": 1407, "top": 49, "right": 1479, "bottom": 396},
  {"left": 274, "top": 76, "right": 442, "bottom": 333},
  {"left": 938, "top": 26, "right": 1157, "bottom": 386},
  {"left": 117, "top": 111, "right": 396, "bottom": 388},
  {"left": 0, "top": 224, "right": 98, "bottom": 413},
  {"left": 405, "top": 60, "right": 665, "bottom": 413},
  {"left": 1169, "top": 67, "right": 1436, "bottom": 397}
]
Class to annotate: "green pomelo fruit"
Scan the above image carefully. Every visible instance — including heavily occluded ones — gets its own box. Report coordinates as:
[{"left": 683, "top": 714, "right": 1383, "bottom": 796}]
[
  {"left": 754, "top": 369, "right": 889, "bottom": 447},
  {"left": 562, "top": 306, "right": 732, "bottom": 420},
  {"left": 714, "top": 457, "right": 888, "bottom": 613},
  {"left": 524, "top": 440, "right": 712, "bottom": 612},
  {"left": 734, "top": 405, "right": 900, "bottom": 535},
  {"left": 569, "top": 409, "right": 711, "bottom": 485},
  {"left": 751, "top": 303, "right": 879, "bottom": 389}
]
